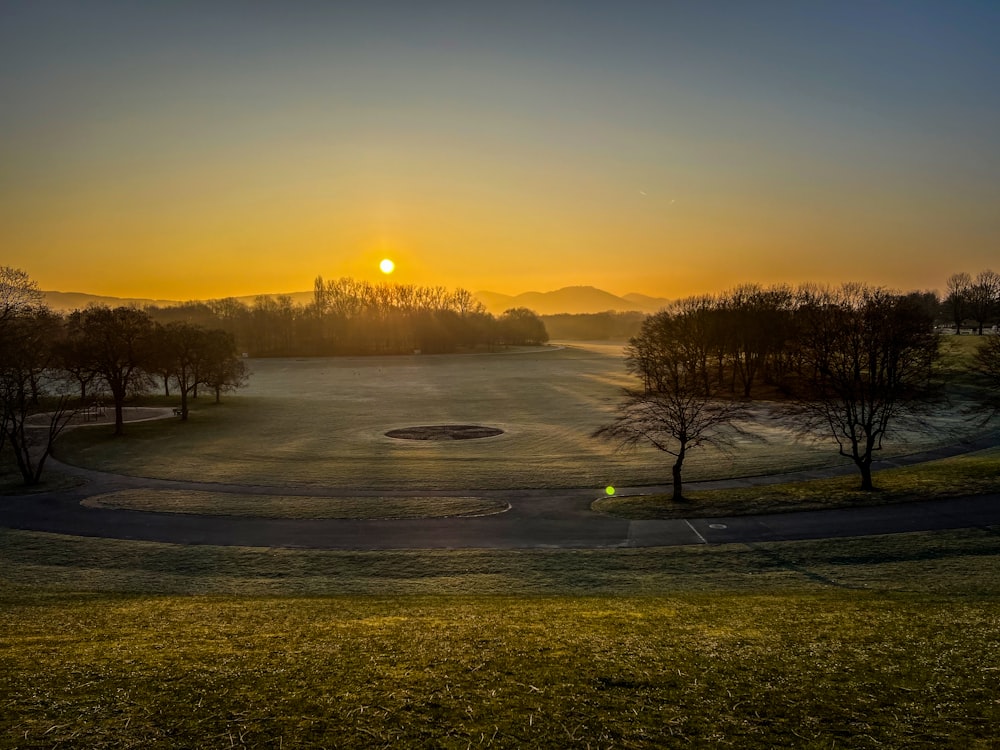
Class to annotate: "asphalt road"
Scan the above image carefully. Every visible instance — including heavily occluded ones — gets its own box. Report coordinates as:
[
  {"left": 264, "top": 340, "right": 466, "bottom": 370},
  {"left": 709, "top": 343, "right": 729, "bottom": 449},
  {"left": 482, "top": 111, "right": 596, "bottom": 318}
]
[{"left": 1, "top": 431, "right": 998, "bottom": 550}]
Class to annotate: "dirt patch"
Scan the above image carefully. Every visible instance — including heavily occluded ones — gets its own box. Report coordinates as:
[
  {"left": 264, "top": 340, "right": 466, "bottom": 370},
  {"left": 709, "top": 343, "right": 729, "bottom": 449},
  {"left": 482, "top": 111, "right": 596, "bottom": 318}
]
[{"left": 385, "top": 425, "right": 504, "bottom": 441}]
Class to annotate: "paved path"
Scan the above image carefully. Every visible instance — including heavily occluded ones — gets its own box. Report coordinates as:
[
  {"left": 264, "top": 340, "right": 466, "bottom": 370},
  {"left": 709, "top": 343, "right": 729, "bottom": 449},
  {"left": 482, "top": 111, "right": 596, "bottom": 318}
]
[{"left": 1, "top": 432, "right": 997, "bottom": 550}]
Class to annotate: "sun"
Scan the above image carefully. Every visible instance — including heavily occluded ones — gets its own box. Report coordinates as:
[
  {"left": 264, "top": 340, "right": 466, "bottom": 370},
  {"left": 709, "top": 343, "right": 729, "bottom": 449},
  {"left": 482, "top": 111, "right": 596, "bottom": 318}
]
[{"left": 379, "top": 258, "right": 395, "bottom": 275}]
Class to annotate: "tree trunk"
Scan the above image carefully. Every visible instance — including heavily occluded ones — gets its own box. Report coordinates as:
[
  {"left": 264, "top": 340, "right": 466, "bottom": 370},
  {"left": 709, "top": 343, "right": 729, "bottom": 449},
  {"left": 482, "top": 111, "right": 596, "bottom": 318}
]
[
  {"left": 214, "top": 386, "right": 222, "bottom": 404},
  {"left": 114, "top": 403, "right": 124, "bottom": 435},
  {"left": 180, "top": 387, "right": 189, "bottom": 421},
  {"left": 29, "top": 374, "right": 40, "bottom": 406},
  {"left": 858, "top": 459, "right": 875, "bottom": 491},
  {"left": 671, "top": 443, "right": 686, "bottom": 501},
  {"left": 6, "top": 427, "right": 36, "bottom": 485},
  {"left": 163, "top": 376, "right": 170, "bottom": 397}
]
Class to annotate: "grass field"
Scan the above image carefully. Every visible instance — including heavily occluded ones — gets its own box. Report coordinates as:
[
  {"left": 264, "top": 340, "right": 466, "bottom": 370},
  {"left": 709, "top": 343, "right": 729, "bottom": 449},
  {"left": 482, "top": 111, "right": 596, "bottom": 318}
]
[
  {"left": 596, "top": 446, "right": 1000, "bottom": 519},
  {"left": 83, "top": 489, "right": 508, "bottom": 519},
  {"left": 4, "top": 339, "right": 999, "bottom": 747},
  {"left": 2, "top": 527, "right": 999, "bottom": 747},
  {"left": 53, "top": 343, "right": 985, "bottom": 491}
]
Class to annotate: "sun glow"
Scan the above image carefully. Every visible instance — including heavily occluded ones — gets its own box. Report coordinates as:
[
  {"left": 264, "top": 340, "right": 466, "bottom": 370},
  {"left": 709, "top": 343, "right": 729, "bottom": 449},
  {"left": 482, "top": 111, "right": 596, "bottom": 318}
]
[{"left": 379, "top": 258, "right": 395, "bottom": 275}]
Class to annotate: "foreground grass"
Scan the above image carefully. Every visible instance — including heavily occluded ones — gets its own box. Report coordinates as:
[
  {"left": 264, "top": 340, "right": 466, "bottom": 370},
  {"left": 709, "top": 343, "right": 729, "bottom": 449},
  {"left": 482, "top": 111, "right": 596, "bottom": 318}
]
[
  {"left": 2, "top": 528, "right": 999, "bottom": 747},
  {"left": 83, "top": 490, "right": 508, "bottom": 519},
  {"left": 4, "top": 526, "right": 1000, "bottom": 597},
  {"left": 595, "top": 446, "right": 1000, "bottom": 519},
  {"left": 2, "top": 589, "right": 998, "bottom": 749}
]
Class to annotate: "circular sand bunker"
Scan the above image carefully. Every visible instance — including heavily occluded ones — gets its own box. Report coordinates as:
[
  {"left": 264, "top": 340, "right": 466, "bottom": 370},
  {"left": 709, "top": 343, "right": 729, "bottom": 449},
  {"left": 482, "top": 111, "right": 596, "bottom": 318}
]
[{"left": 385, "top": 425, "right": 504, "bottom": 441}]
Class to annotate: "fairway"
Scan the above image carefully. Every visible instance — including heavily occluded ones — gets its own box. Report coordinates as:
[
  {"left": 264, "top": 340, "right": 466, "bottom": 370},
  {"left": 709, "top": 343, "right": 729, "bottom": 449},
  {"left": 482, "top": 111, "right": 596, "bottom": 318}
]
[{"left": 56, "top": 343, "right": 980, "bottom": 491}]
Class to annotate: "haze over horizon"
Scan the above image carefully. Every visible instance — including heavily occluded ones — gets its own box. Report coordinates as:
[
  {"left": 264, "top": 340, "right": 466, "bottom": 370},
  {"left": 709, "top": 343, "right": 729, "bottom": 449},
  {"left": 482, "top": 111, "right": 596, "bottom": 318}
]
[{"left": 3, "top": 2, "right": 998, "bottom": 301}]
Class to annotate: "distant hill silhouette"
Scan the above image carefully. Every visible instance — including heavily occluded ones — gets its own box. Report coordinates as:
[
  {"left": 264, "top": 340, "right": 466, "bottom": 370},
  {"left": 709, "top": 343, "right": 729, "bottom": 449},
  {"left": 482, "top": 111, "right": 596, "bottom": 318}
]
[
  {"left": 473, "top": 286, "right": 669, "bottom": 315},
  {"left": 43, "top": 291, "right": 181, "bottom": 311},
  {"left": 621, "top": 292, "right": 673, "bottom": 311},
  {"left": 42, "top": 286, "right": 669, "bottom": 315}
]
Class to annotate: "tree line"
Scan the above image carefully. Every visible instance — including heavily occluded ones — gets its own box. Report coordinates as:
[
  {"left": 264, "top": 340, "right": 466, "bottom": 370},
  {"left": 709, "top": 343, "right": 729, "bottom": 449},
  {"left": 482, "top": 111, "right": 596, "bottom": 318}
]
[
  {"left": 540, "top": 311, "right": 646, "bottom": 341},
  {"left": 499, "top": 270, "right": 999, "bottom": 344},
  {"left": 144, "top": 276, "right": 548, "bottom": 357},
  {"left": 943, "top": 269, "right": 1000, "bottom": 335},
  {"left": 0, "top": 267, "right": 247, "bottom": 485},
  {"left": 598, "top": 281, "right": 999, "bottom": 500}
]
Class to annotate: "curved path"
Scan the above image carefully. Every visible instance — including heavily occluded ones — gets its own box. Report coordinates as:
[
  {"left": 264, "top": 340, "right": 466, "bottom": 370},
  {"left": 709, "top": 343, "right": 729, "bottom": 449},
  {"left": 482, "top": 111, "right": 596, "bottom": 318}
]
[{"left": 1, "top": 428, "right": 998, "bottom": 550}]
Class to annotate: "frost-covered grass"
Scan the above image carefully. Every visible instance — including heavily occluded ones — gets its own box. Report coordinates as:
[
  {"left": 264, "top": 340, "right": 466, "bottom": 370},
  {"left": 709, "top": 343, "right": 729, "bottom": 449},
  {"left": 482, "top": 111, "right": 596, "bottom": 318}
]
[{"left": 54, "top": 344, "right": 982, "bottom": 491}]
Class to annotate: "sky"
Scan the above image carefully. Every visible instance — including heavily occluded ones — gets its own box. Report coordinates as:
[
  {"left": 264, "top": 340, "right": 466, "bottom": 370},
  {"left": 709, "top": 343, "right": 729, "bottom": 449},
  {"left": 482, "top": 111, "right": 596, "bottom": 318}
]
[{"left": 2, "top": 1, "right": 999, "bottom": 301}]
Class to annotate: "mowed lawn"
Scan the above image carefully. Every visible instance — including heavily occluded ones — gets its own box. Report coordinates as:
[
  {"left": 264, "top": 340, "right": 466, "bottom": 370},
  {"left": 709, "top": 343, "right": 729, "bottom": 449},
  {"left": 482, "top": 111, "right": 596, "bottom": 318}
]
[
  {"left": 1, "top": 528, "right": 999, "bottom": 748},
  {"left": 54, "top": 344, "right": 977, "bottom": 490}
]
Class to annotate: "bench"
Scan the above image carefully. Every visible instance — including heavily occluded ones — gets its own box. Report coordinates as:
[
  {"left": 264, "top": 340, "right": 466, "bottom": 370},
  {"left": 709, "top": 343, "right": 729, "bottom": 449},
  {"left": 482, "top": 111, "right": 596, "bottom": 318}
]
[{"left": 173, "top": 408, "right": 183, "bottom": 417}]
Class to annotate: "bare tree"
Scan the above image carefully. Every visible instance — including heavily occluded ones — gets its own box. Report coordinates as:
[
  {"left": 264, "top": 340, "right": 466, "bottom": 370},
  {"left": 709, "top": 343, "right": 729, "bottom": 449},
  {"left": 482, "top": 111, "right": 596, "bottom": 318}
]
[
  {"left": 971, "top": 335, "right": 1000, "bottom": 421},
  {"left": 155, "top": 322, "right": 206, "bottom": 420},
  {"left": 0, "top": 305, "right": 76, "bottom": 485},
  {"left": 791, "top": 285, "right": 941, "bottom": 491},
  {"left": 56, "top": 311, "right": 99, "bottom": 401},
  {"left": 944, "top": 272, "right": 972, "bottom": 335},
  {"left": 199, "top": 329, "right": 249, "bottom": 403},
  {"left": 0, "top": 266, "right": 43, "bottom": 322},
  {"left": 968, "top": 270, "right": 1000, "bottom": 335},
  {"left": 720, "top": 284, "right": 795, "bottom": 396},
  {"left": 76, "top": 306, "right": 154, "bottom": 435},
  {"left": 595, "top": 306, "right": 751, "bottom": 501}
]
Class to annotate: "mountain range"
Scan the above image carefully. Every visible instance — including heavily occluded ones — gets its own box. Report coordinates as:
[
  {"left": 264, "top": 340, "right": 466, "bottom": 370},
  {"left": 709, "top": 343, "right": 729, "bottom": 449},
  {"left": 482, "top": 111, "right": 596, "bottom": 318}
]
[
  {"left": 41, "top": 286, "right": 670, "bottom": 316},
  {"left": 473, "top": 287, "right": 669, "bottom": 315}
]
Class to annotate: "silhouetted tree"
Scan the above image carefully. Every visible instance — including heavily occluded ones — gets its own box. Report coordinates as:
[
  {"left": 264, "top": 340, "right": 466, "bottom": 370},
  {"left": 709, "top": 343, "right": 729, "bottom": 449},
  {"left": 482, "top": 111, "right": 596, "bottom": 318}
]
[
  {"left": 971, "top": 335, "right": 1000, "bottom": 421},
  {"left": 944, "top": 272, "right": 972, "bottom": 335},
  {"left": 541, "top": 311, "right": 646, "bottom": 341},
  {"left": 142, "top": 278, "right": 506, "bottom": 357},
  {"left": 155, "top": 322, "right": 205, "bottom": 420},
  {"left": 199, "top": 329, "right": 249, "bottom": 403},
  {"left": 595, "top": 306, "right": 751, "bottom": 501},
  {"left": 57, "top": 311, "right": 99, "bottom": 401},
  {"left": 790, "top": 285, "right": 941, "bottom": 491},
  {"left": 0, "top": 289, "right": 75, "bottom": 485},
  {"left": 720, "top": 285, "right": 795, "bottom": 396},
  {"left": 0, "top": 266, "right": 43, "bottom": 322},
  {"left": 76, "top": 306, "right": 154, "bottom": 435},
  {"left": 498, "top": 308, "right": 549, "bottom": 346},
  {"left": 968, "top": 270, "right": 1000, "bottom": 335}
]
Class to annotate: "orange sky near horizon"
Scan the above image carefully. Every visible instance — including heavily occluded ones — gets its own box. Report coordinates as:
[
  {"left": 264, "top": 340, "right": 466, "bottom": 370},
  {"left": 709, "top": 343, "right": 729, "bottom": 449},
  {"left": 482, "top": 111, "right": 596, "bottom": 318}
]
[{"left": 2, "top": 3, "right": 998, "bottom": 301}]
